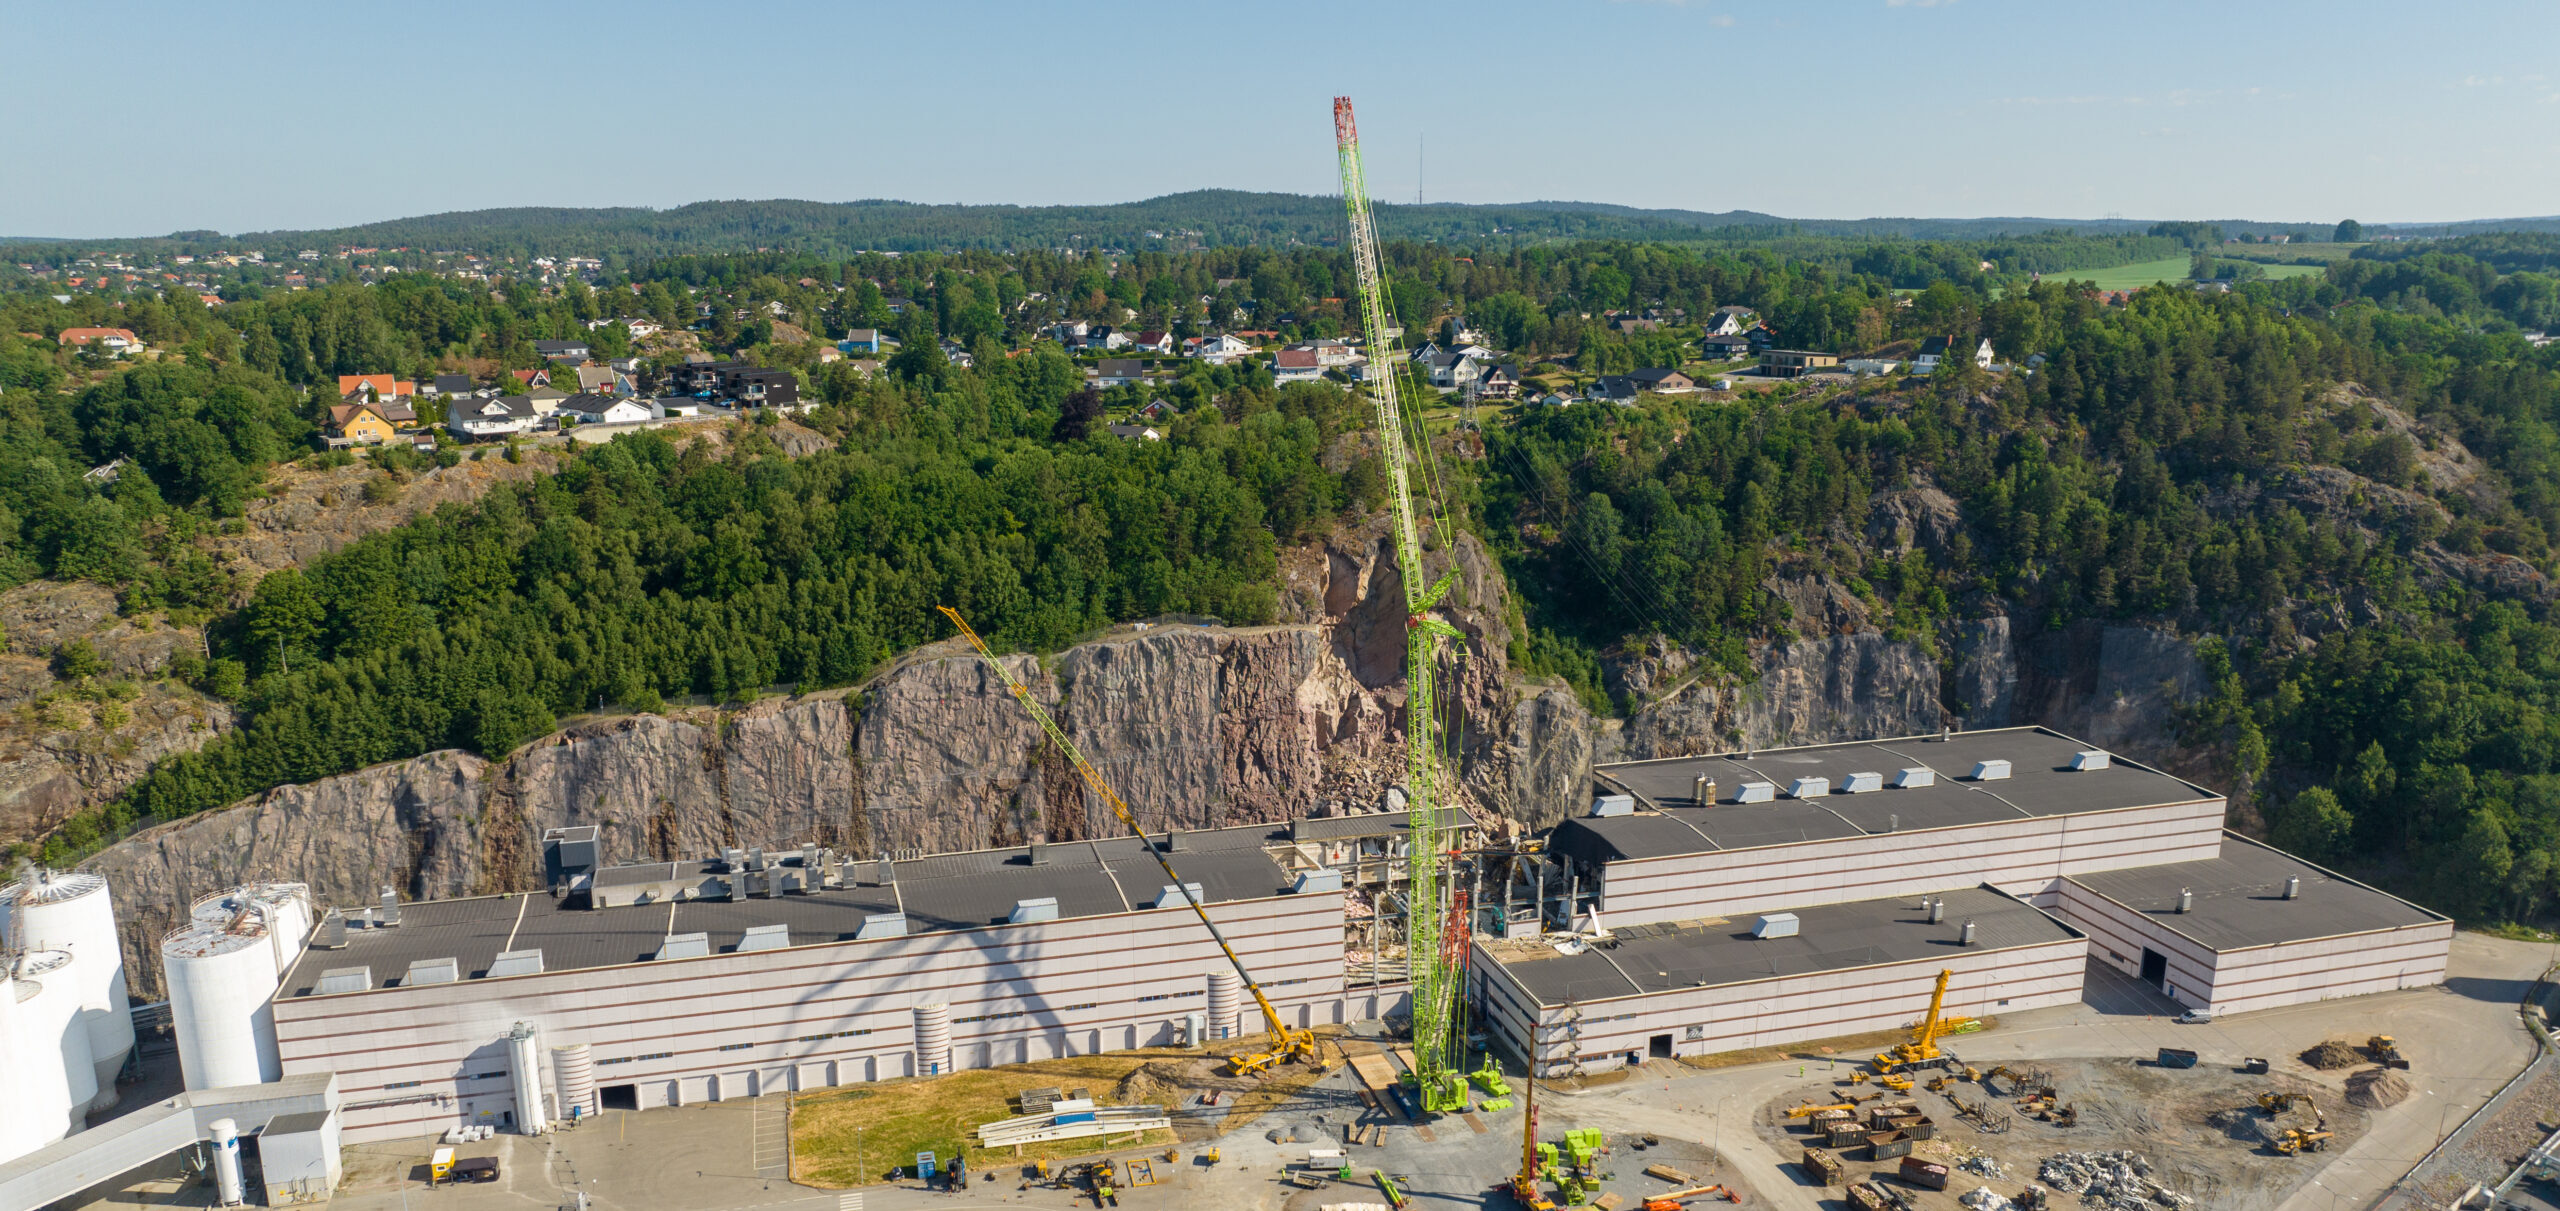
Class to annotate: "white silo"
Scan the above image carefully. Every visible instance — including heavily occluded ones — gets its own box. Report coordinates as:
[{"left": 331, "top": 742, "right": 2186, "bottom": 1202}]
[
  {"left": 0, "top": 967, "right": 61, "bottom": 1165},
  {"left": 163, "top": 883, "right": 314, "bottom": 1091},
  {"left": 507, "top": 1022, "right": 548, "bottom": 1134},
  {"left": 10, "top": 948, "right": 99, "bottom": 1140},
  {"left": 6, "top": 870, "right": 135, "bottom": 1110}
]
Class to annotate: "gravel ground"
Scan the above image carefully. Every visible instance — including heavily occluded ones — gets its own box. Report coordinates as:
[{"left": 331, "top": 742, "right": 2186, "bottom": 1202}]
[{"left": 2406, "top": 1066, "right": 2560, "bottom": 1206}]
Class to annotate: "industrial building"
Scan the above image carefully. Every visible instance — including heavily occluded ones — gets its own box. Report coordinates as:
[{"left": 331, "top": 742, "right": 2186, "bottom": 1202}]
[
  {"left": 266, "top": 819, "right": 1438, "bottom": 1144},
  {"left": 1470, "top": 726, "right": 2453, "bottom": 1074}
]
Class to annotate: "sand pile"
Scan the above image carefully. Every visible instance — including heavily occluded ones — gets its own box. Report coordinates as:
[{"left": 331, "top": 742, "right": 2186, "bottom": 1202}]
[
  {"left": 2346, "top": 1067, "right": 2412, "bottom": 1108},
  {"left": 2302, "top": 1040, "right": 2363, "bottom": 1070},
  {"left": 1112, "top": 1060, "right": 1194, "bottom": 1106}
]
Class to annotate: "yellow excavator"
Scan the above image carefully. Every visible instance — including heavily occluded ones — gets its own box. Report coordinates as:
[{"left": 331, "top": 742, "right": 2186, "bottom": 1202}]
[
  {"left": 940, "top": 607, "right": 1320, "bottom": 1077},
  {"left": 1873, "top": 969, "right": 1967, "bottom": 1073},
  {"left": 2257, "top": 1091, "right": 2317, "bottom": 1117}
]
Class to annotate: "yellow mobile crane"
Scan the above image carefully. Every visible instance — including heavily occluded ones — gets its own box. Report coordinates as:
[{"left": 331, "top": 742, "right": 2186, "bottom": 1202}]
[
  {"left": 1873, "top": 969, "right": 1962, "bottom": 1073},
  {"left": 1508, "top": 1066, "right": 1555, "bottom": 1211},
  {"left": 937, "top": 606, "right": 1319, "bottom": 1077}
]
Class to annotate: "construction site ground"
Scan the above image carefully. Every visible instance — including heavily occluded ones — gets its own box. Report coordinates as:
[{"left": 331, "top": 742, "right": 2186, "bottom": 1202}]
[
  {"left": 1751, "top": 1057, "right": 2368, "bottom": 1210},
  {"left": 81, "top": 932, "right": 2541, "bottom": 1211}
]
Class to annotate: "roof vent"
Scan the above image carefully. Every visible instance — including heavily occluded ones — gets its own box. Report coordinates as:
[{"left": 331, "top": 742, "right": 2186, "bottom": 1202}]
[
  {"left": 1292, "top": 869, "right": 1344, "bottom": 894},
  {"left": 1753, "top": 913, "right": 1800, "bottom": 939},
  {"left": 404, "top": 957, "right": 458, "bottom": 985},
  {"left": 315, "top": 966, "right": 371, "bottom": 995},
  {"left": 486, "top": 949, "right": 544, "bottom": 978},
  {"left": 657, "top": 932, "right": 711, "bottom": 960},
  {"left": 1736, "top": 781, "right": 1777, "bottom": 804},
  {"left": 2176, "top": 888, "right": 2194, "bottom": 914},
  {"left": 1896, "top": 767, "right": 1937, "bottom": 789},
  {"left": 1788, "top": 777, "right": 1830, "bottom": 799},
  {"left": 378, "top": 886, "right": 402, "bottom": 928},
  {"left": 314, "top": 909, "right": 349, "bottom": 949},
  {"left": 2284, "top": 875, "right": 2301, "bottom": 900},
  {"left": 1887, "top": 813, "right": 1900, "bottom": 833},
  {"left": 1692, "top": 774, "right": 1717, "bottom": 803},
  {"left": 2069, "top": 750, "right": 2112, "bottom": 771},
  {"left": 1960, "top": 921, "right": 1977, "bottom": 946},
  {"left": 875, "top": 857, "right": 895, "bottom": 886},
  {"left": 746, "top": 846, "right": 767, "bottom": 872},
  {"left": 736, "top": 923, "right": 790, "bottom": 953},
  {"left": 1163, "top": 829, "right": 1187, "bottom": 852},
  {"left": 1010, "top": 897, "right": 1060, "bottom": 924},
  {"left": 1153, "top": 883, "right": 1205, "bottom": 909},
  {"left": 1844, "top": 771, "right": 1884, "bottom": 794},
  {"left": 1026, "top": 841, "right": 1051, "bottom": 866},
  {"left": 855, "top": 912, "right": 908, "bottom": 940},
  {"left": 723, "top": 847, "right": 746, "bottom": 872},
  {"left": 1969, "top": 759, "right": 2013, "bottom": 781},
  {"left": 1927, "top": 896, "right": 1946, "bottom": 924},
  {"left": 1590, "top": 794, "right": 1636, "bottom": 818}
]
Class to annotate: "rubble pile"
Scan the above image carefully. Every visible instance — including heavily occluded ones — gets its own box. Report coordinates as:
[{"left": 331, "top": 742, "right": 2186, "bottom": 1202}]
[
  {"left": 1958, "top": 1155, "right": 2008, "bottom": 1179},
  {"left": 1961, "top": 1188, "right": 2018, "bottom": 1211},
  {"left": 2346, "top": 1067, "right": 2413, "bottom": 1108},
  {"left": 2037, "top": 1151, "right": 2189, "bottom": 1210},
  {"left": 2302, "top": 1040, "right": 2363, "bottom": 1070}
]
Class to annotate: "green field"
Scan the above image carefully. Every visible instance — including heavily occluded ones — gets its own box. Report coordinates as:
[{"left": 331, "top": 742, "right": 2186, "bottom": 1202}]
[{"left": 2035, "top": 256, "right": 2328, "bottom": 291}]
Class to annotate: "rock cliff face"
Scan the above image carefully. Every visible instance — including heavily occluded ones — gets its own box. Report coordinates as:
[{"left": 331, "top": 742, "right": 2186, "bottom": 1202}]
[{"left": 82, "top": 515, "right": 2222, "bottom": 997}]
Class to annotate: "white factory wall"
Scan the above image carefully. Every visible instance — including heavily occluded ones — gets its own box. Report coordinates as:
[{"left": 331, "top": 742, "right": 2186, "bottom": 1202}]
[
  {"left": 1592, "top": 798, "right": 2226, "bottom": 928},
  {"left": 2050, "top": 879, "right": 2219, "bottom": 1008},
  {"left": 277, "top": 893, "right": 1351, "bottom": 1143},
  {"left": 2204, "top": 921, "right": 2454, "bottom": 1016},
  {"left": 1471, "top": 936, "right": 2088, "bottom": 1077}
]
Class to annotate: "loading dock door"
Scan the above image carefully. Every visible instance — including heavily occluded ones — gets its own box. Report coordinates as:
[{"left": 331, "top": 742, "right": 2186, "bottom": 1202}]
[
  {"left": 1649, "top": 1034, "right": 1674, "bottom": 1059},
  {"left": 2140, "top": 948, "right": 2168, "bottom": 988}
]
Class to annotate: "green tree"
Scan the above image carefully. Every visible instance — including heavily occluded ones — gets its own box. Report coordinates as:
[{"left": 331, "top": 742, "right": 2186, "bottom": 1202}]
[
  {"left": 2334, "top": 219, "right": 2365, "bottom": 244},
  {"left": 2270, "top": 787, "right": 2354, "bottom": 863}
]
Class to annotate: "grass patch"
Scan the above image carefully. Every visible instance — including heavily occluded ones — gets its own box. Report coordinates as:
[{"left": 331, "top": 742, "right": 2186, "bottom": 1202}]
[
  {"left": 788, "top": 1030, "right": 1348, "bottom": 1187},
  {"left": 2036, "top": 257, "right": 2196, "bottom": 292}
]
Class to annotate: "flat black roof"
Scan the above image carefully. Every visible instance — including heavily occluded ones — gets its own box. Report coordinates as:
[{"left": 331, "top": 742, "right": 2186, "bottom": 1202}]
[
  {"left": 1479, "top": 885, "right": 2080, "bottom": 1008},
  {"left": 282, "top": 824, "right": 1309, "bottom": 997},
  {"left": 1556, "top": 727, "right": 2216, "bottom": 864},
  {"left": 2065, "top": 833, "right": 2445, "bottom": 951}
]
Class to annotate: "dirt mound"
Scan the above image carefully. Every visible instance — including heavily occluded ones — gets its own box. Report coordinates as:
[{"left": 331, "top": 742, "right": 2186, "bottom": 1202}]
[
  {"left": 2302, "top": 1040, "right": 2363, "bottom": 1070},
  {"left": 1112, "top": 1059, "right": 1201, "bottom": 1107},
  {"left": 2346, "top": 1068, "right": 2412, "bottom": 1109}
]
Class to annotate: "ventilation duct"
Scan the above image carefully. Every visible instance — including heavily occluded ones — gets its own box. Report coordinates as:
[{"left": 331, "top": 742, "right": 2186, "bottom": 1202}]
[
  {"left": 1736, "top": 781, "right": 1777, "bottom": 804},
  {"left": 1752, "top": 912, "right": 1800, "bottom": 939},
  {"left": 2177, "top": 888, "right": 2194, "bottom": 913},
  {"left": 656, "top": 932, "right": 711, "bottom": 960},
  {"left": 1590, "top": 794, "right": 1636, "bottom": 817},
  {"left": 2069, "top": 750, "right": 2112, "bottom": 771},
  {"left": 313, "top": 909, "right": 348, "bottom": 949},
  {"left": 1896, "top": 767, "right": 1937, "bottom": 789},
  {"left": 1153, "top": 883, "right": 1204, "bottom": 909},
  {"left": 404, "top": 957, "right": 458, "bottom": 986},
  {"left": 1026, "top": 841, "right": 1050, "bottom": 866},
  {"left": 315, "top": 967, "right": 371, "bottom": 995},
  {"left": 1960, "top": 921, "right": 1977, "bottom": 946},
  {"left": 736, "top": 923, "right": 790, "bottom": 953},
  {"left": 1010, "top": 897, "right": 1060, "bottom": 924},
  {"left": 1292, "top": 869, "right": 1344, "bottom": 894},
  {"left": 1788, "top": 777, "right": 1830, "bottom": 799},
  {"left": 1970, "top": 759, "right": 2013, "bottom": 781},
  {"left": 1692, "top": 774, "right": 1716, "bottom": 803},
  {"left": 2284, "top": 876, "right": 2301, "bottom": 900},
  {"left": 855, "top": 913, "right": 908, "bottom": 940},
  {"left": 1162, "top": 830, "right": 1187, "bottom": 852},
  {"left": 377, "top": 886, "right": 402, "bottom": 928},
  {"left": 1926, "top": 896, "right": 1946, "bottom": 924},
  {"left": 486, "top": 949, "right": 544, "bottom": 978},
  {"left": 1843, "top": 771, "right": 1884, "bottom": 793}
]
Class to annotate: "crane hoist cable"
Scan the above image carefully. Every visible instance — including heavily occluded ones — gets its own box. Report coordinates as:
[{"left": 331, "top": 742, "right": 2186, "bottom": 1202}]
[{"left": 935, "top": 605, "right": 1317, "bottom": 1075}]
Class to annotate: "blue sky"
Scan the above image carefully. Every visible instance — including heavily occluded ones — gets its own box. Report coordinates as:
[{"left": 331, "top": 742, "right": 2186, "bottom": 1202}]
[{"left": 3, "top": 0, "right": 2554, "bottom": 238}]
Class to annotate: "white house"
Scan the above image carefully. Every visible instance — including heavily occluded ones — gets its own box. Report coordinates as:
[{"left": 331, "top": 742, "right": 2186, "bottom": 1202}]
[
  {"left": 1915, "top": 336, "right": 1995, "bottom": 375},
  {"left": 446, "top": 395, "right": 537, "bottom": 439},
  {"left": 1272, "top": 348, "right": 1324, "bottom": 384},
  {"left": 1704, "top": 306, "right": 1756, "bottom": 337},
  {"left": 561, "top": 394, "right": 655, "bottom": 425},
  {"left": 1132, "top": 330, "right": 1175, "bottom": 354},
  {"left": 1189, "top": 334, "right": 1252, "bottom": 364}
]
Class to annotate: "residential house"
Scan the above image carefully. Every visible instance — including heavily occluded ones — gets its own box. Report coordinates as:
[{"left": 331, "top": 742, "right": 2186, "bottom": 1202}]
[
  {"left": 1083, "top": 326, "right": 1132, "bottom": 351},
  {"left": 1421, "top": 351, "right": 1484, "bottom": 391},
  {"left": 575, "top": 365, "right": 620, "bottom": 395},
  {"left": 1471, "top": 363, "right": 1524, "bottom": 401},
  {"left": 1188, "top": 334, "right": 1252, "bottom": 364},
  {"left": 1536, "top": 390, "right": 1580, "bottom": 408},
  {"left": 56, "top": 327, "right": 140, "bottom": 353},
  {"left": 1746, "top": 326, "right": 1778, "bottom": 352},
  {"left": 1132, "top": 330, "right": 1174, "bottom": 354},
  {"left": 1759, "top": 349, "right": 1841, "bottom": 378},
  {"left": 1048, "top": 320, "right": 1089, "bottom": 345},
  {"left": 1626, "top": 367, "right": 1697, "bottom": 394},
  {"left": 1699, "top": 334, "right": 1753, "bottom": 360},
  {"left": 560, "top": 394, "right": 654, "bottom": 425},
  {"left": 446, "top": 395, "right": 538, "bottom": 439},
  {"left": 1090, "top": 359, "right": 1150, "bottom": 388},
  {"left": 1106, "top": 423, "right": 1163, "bottom": 441},
  {"left": 532, "top": 338, "right": 592, "bottom": 363},
  {"left": 840, "top": 329, "right": 884, "bottom": 354},
  {"left": 337, "top": 373, "right": 416, "bottom": 402},
  {"left": 1271, "top": 348, "right": 1323, "bottom": 384},
  {"left": 1914, "top": 335, "right": 1994, "bottom": 374},
  {"left": 524, "top": 386, "right": 571, "bottom": 417},
  {"left": 652, "top": 397, "right": 704, "bottom": 418},
  {"left": 716, "top": 364, "right": 803, "bottom": 409},
  {"left": 1704, "top": 306, "right": 1756, "bottom": 337},
  {"left": 1135, "top": 398, "right": 1177, "bottom": 420},
  {"left": 509, "top": 368, "right": 553, "bottom": 388},
  {"left": 1588, "top": 377, "right": 1642, "bottom": 404},
  {"left": 327, "top": 402, "right": 398, "bottom": 446},
  {"left": 939, "top": 340, "right": 974, "bottom": 368},
  {"left": 1609, "top": 315, "right": 1661, "bottom": 335},
  {"left": 1843, "top": 358, "right": 1903, "bottom": 377},
  {"left": 622, "top": 318, "right": 662, "bottom": 338},
  {"left": 427, "top": 374, "right": 477, "bottom": 397}
]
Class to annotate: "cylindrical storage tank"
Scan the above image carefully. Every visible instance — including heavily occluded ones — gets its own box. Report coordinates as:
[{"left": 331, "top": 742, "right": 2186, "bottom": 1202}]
[
  {"left": 912, "top": 1004, "right": 951, "bottom": 1077},
  {"left": 551, "top": 1043, "right": 596, "bottom": 1121},
  {"left": 1207, "top": 970, "right": 1242, "bottom": 1041},
  {"left": 508, "top": 1023, "right": 548, "bottom": 1135},
  {"left": 9, "top": 871, "right": 135, "bottom": 1110},
  {"left": 165, "top": 927, "right": 286, "bottom": 1090},
  {"left": 13, "top": 950, "right": 99, "bottom": 1139},
  {"left": 208, "top": 1117, "right": 245, "bottom": 1206},
  {"left": 0, "top": 969, "right": 69, "bottom": 1164}
]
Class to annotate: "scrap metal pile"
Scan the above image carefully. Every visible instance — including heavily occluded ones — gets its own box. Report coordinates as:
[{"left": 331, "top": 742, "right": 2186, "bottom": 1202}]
[{"left": 2036, "top": 1151, "right": 2190, "bottom": 1210}]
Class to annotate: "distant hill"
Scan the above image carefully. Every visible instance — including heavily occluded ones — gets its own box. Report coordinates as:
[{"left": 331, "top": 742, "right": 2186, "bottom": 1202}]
[{"left": 13, "top": 192, "right": 2560, "bottom": 261}]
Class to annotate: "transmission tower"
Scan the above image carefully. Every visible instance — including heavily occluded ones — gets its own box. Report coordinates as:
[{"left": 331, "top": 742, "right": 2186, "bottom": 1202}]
[{"left": 1333, "top": 95, "right": 1468, "bottom": 1114}]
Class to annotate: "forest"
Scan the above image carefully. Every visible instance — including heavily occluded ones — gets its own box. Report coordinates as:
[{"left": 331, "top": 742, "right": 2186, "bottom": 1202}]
[{"left": 10, "top": 230, "right": 2560, "bottom": 924}]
